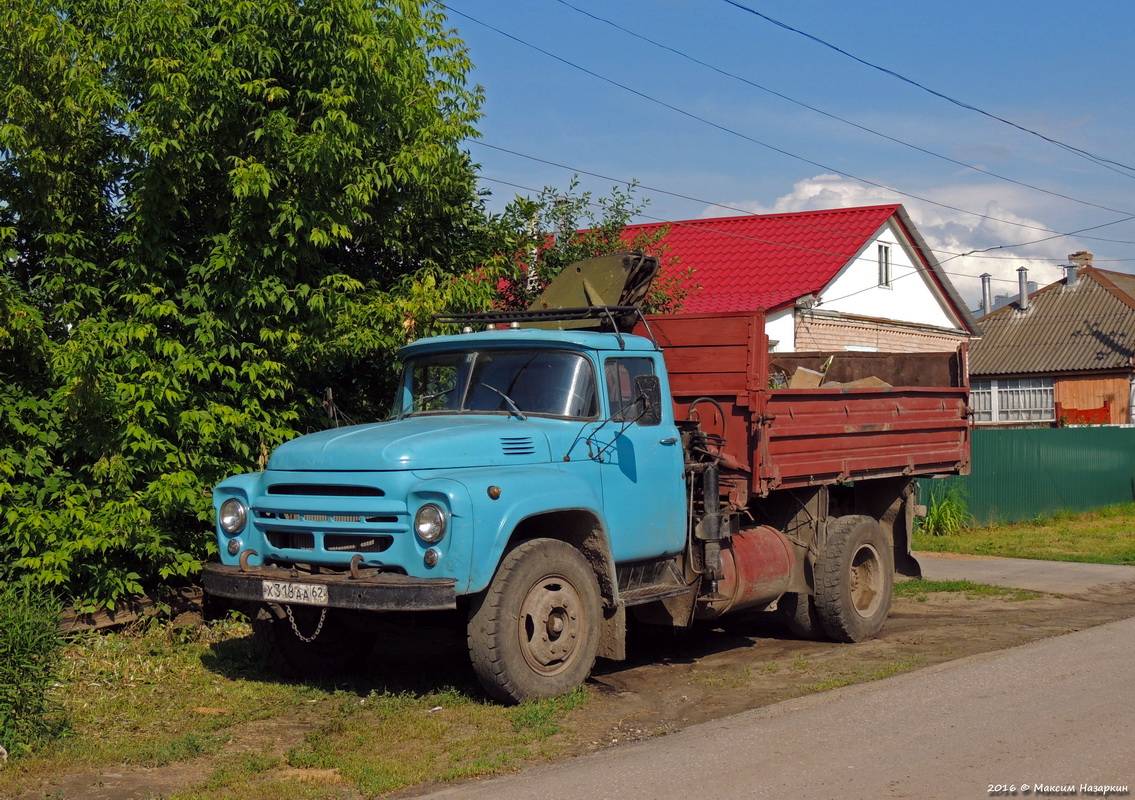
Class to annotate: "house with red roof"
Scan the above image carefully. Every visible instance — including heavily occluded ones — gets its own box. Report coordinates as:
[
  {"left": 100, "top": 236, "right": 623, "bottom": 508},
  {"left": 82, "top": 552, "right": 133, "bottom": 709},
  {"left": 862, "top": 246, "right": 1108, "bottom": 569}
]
[{"left": 628, "top": 204, "right": 979, "bottom": 353}]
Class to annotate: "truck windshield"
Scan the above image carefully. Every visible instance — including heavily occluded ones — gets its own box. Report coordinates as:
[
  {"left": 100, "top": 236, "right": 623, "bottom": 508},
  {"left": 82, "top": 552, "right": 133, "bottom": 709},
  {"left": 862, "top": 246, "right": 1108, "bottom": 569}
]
[{"left": 394, "top": 349, "right": 599, "bottom": 420}]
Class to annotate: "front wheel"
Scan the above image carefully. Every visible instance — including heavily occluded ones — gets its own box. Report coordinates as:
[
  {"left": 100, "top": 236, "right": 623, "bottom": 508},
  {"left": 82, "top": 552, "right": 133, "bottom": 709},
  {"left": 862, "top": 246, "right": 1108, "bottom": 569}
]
[
  {"left": 814, "top": 515, "right": 894, "bottom": 643},
  {"left": 467, "top": 538, "right": 601, "bottom": 704}
]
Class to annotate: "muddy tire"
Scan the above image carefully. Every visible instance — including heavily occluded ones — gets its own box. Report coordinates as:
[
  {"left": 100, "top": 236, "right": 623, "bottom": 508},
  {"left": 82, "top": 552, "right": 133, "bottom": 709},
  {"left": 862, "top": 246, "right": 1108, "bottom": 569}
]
[
  {"left": 252, "top": 604, "right": 371, "bottom": 679},
  {"left": 814, "top": 515, "right": 894, "bottom": 643},
  {"left": 777, "top": 591, "right": 826, "bottom": 640},
  {"left": 467, "top": 538, "right": 601, "bottom": 704}
]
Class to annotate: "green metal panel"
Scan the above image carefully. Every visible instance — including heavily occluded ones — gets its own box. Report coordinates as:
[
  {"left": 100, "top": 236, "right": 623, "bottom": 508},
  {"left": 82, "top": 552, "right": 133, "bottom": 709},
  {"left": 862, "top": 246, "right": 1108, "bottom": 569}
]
[{"left": 920, "top": 428, "right": 1135, "bottom": 524}]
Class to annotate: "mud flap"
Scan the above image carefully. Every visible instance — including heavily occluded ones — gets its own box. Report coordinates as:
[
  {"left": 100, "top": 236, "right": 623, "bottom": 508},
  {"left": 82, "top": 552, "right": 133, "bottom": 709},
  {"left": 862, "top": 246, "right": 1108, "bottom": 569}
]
[{"left": 598, "top": 603, "right": 626, "bottom": 661}]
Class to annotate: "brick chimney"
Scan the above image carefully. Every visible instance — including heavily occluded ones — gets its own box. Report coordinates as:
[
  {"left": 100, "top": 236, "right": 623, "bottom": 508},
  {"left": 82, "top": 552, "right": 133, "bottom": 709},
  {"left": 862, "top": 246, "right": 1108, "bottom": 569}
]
[
  {"left": 1068, "top": 251, "right": 1094, "bottom": 269},
  {"left": 1066, "top": 251, "right": 1092, "bottom": 288}
]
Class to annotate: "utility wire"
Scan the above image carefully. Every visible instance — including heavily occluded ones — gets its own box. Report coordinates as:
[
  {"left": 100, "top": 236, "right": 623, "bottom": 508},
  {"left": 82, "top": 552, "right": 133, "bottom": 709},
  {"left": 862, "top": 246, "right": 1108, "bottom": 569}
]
[
  {"left": 481, "top": 175, "right": 1039, "bottom": 318},
  {"left": 479, "top": 173, "right": 1128, "bottom": 317},
  {"left": 551, "top": 0, "right": 1134, "bottom": 218},
  {"left": 447, "top": 4, "right": 1135, "bottom": 245},
  {"left": 476, "top": 141, "right": 891, "bottom": 247},
  {"left": 472, "top": 141, "right": 1135, "bottom": 249},
  {"left": 477, "top": 174, "right": 1131, "bottom": 274},
  {"left": 720, "top": 0, "right": 1135, "bottom": 178},
  {"left": 953, "top": 216, "right": 1135, "bottom": 260},
  {"left": 481, "top": 173, "right": 881, "bottom": 260}
]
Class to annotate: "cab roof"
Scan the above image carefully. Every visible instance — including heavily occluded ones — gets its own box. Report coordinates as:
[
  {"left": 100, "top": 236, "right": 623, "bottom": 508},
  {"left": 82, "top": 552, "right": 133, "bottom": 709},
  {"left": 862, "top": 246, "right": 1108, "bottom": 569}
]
[{"left": 399, "top": 327, "right": 659, "bottom": 359}]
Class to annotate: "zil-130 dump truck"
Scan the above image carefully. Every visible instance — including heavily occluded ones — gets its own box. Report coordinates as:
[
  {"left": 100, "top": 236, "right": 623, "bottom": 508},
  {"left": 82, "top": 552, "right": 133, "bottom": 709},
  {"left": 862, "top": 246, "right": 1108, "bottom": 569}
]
[{"left": 203, "top": 252, "right": 970, "bottom": 703}]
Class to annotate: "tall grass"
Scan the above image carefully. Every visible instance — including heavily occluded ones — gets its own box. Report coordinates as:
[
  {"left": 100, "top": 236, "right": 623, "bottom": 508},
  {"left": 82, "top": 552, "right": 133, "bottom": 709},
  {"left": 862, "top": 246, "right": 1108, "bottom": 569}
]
[
  {"left": 919, "top": 484, "right": 974, "bottom": 536},
  {"left": 0, "top": 586, "right": 67, "bottom": 757}
]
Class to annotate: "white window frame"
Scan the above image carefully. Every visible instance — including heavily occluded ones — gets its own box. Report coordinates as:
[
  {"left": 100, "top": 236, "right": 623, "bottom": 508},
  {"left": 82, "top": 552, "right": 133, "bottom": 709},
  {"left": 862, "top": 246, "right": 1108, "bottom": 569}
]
[
  {"left": 878, "top": 243, "right": 892, "bottom": 288},
  {"left": 970, "top": 377, "right": 1055, "bottom": 423}
]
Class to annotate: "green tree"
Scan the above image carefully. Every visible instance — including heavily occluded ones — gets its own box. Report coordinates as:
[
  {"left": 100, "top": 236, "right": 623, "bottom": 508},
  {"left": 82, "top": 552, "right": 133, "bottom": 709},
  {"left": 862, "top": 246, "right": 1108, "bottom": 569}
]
[
  {"left": 495, "top": 178, "right": 696, "bottom": 314},
  {"left": 0, "top": 0, "right": 499, "bottom": 607}
]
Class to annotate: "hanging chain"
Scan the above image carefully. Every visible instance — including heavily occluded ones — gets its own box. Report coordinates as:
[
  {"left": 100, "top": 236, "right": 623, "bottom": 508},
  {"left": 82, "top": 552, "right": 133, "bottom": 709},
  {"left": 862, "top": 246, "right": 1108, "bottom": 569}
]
[{"left": 284, "top": 605, "right": 327, "bottom": 643}]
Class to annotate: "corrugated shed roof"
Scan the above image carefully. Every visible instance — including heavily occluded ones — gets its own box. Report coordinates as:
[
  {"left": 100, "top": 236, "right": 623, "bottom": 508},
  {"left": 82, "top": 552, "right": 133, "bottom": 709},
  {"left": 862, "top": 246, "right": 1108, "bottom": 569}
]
[
  {"left": 969, "top": 267, "right": 1135, "bottom": 375},
  {"left": 624, "top": 205, "right": 901, "bottom": 313},
  {"left": 1097, "top": 269, "right": 1135, "bottom": 302},
  {"left": 621, "top": 205, "right": 978, "bottom": 335}
]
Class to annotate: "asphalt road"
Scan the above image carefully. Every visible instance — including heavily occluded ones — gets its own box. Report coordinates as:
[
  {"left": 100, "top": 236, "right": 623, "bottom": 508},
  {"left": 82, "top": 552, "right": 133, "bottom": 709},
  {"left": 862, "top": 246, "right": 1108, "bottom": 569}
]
[{"left": 421, "top": 556, "right": 1135, "bottom": 800}]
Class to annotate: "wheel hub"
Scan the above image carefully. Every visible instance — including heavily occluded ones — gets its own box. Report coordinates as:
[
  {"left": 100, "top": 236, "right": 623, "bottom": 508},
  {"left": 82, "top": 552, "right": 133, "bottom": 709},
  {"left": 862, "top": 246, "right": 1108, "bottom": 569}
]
[
  {"left": 849, "top": 542, "right": 883, "bottom": 618},
  {"left": 519, "top": 576, "right": 581, "bottom": 675}
]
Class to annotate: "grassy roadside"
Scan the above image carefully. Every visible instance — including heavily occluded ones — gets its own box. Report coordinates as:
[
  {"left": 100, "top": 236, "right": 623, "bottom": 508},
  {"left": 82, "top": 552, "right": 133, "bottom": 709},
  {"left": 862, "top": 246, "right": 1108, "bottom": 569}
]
[
  {"left": 0, "top": 617, "right": 586, "bottom": 800},
  {"left": 3, "top": 504, "right": 1132, "bottom": 798},
  {"left": 0, "top": 611, "right": 959, "bottom": 800},
  {"left": 913, "top": 502, "right": 1135, "bottom": 565},
  {"left": 895, "top": 579, "right": 1042, "bottom": 602}
]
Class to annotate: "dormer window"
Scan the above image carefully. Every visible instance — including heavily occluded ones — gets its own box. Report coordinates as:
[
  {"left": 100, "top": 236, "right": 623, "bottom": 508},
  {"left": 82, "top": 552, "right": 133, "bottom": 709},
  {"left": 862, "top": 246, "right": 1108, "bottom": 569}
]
[{"left": 878, "top": 244, "right": 892, "bottom": 288}]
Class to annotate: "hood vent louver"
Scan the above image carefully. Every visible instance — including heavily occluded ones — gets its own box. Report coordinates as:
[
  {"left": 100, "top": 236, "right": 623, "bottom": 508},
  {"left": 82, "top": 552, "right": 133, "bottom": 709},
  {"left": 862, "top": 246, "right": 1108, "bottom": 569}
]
[{"left": 500, "top": 436, "right": 536, "bottom": 456}]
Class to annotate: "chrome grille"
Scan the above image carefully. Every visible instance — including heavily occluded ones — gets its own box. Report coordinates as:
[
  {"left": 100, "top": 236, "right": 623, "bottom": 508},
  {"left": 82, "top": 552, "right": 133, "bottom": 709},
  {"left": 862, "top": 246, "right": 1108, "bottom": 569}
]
[
  {"left": 265, "top": 531, "right": 315, "bottom": 550},
  {"left": 267, "top": 484, "right": 384, "bottom": 497},
  {"left": 257, "top": 511, "right": 398, "bottom": 525},
  {"left": 324, "top": 534, "right": 393, "bottom": 553}
]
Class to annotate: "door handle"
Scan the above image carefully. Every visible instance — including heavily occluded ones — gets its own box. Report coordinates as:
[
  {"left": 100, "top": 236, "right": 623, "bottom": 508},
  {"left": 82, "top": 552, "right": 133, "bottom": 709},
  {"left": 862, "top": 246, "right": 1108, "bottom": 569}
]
[{"left": 659, "top": 437, "right": 678, "bottom": 444}]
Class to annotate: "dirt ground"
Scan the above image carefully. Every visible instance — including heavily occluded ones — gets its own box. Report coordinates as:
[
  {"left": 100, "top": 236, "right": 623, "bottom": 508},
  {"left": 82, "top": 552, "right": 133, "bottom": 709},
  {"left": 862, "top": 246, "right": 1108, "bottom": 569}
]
[{"left": 12, "top": 585, "right": 1135, "bottom": 800}]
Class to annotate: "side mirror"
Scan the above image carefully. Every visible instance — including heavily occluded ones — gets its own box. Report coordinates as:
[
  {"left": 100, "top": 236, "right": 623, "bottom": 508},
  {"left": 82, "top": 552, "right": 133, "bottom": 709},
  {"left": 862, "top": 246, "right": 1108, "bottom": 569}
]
[{"left": 633, "top": 374, "right": 662, "bottom": 426}]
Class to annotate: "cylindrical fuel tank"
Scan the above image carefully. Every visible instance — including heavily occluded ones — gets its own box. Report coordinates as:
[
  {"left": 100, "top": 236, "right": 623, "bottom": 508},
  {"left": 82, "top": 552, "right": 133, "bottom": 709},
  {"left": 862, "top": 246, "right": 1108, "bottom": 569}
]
[{"left": 695, "top": 525, "right": 796, "bottom": 619}]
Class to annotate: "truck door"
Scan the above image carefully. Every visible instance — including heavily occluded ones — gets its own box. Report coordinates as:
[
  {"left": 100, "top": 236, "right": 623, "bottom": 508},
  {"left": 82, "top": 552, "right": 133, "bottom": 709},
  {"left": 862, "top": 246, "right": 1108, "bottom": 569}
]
[{"left": 596, "top": 356, "right": 686, "bottom": 561}]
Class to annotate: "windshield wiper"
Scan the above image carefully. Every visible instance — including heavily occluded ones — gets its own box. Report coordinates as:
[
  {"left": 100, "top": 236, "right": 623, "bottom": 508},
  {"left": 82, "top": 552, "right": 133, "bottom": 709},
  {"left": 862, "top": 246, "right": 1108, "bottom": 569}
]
[
  {"left": 396, "top": 388, "right": 454, "bottom": 420},
  {"left": 479, "top": 383, "right": 527, "bottom": 420}
]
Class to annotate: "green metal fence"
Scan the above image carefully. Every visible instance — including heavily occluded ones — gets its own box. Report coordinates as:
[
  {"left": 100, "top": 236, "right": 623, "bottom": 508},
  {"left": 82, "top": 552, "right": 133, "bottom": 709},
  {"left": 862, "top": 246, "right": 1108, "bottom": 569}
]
[{"left": 919, "top": 427, "right": 1135, "bottom": 525}]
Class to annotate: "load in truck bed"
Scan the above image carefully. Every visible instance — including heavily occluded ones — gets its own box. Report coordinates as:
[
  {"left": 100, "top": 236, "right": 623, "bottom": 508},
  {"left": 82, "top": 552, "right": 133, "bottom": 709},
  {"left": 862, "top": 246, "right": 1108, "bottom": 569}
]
[{"left": 636, "top": 310, "right": 970, "bottom": 496}]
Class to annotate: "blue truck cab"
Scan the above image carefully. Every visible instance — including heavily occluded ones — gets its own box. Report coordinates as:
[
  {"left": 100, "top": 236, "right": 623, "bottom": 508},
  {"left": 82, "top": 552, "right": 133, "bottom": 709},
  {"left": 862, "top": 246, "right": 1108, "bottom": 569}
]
[{"left": 204, "top": 324, "right": 689, "bottom": 701}]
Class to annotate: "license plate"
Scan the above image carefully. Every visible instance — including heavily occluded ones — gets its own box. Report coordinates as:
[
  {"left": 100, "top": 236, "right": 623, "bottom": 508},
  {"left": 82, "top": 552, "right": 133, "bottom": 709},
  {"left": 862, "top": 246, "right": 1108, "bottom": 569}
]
[{"left": 261, "top": 580, "right": 329, "bottom": 606}]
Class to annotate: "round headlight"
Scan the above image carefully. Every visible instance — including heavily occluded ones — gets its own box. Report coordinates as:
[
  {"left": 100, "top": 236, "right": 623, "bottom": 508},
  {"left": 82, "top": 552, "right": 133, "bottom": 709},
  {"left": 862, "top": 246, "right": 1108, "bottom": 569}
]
[
  {"left": 219, "top": 498, "right": 247, "bottom": 535},
  {"left": 414, "top": 503, "right": 447, "bottom": 543}
]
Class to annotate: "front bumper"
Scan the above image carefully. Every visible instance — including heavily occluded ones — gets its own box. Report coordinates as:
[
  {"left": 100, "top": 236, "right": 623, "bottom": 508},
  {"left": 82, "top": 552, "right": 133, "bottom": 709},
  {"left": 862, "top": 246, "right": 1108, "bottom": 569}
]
[{"left": 202, "top": 563, "right": 458, "bottom": 612}]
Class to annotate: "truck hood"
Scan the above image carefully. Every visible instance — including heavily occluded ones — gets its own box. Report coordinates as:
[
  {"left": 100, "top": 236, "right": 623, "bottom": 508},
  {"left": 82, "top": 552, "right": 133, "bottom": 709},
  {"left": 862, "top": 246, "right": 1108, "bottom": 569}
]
[{"left": 266, "top": 416, "right": 554, "bottom": 472}]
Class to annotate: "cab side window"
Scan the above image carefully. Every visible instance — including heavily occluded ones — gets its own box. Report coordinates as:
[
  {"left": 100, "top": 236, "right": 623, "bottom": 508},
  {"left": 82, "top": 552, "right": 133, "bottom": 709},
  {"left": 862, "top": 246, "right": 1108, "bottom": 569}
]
[{"left": 604, "top": 357, "right": 655, "bottom": 422}]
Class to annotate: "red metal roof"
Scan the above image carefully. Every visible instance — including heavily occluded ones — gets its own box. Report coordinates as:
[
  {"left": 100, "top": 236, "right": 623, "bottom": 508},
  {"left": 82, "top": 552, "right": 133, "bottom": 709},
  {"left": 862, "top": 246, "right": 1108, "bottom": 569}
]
[{"left": 625, "top": 205, "right": 902, "bottom": 313}]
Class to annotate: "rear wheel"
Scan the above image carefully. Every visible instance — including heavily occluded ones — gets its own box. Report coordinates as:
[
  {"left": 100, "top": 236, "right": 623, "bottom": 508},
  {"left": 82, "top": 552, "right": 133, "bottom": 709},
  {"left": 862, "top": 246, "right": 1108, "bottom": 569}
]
[
  {"left": 776, "top": 591, "right": 825, "bottom": 640},
  {"left": 814, "top": 515, "right": 893, "bottom": 643},
  {"left": 467, "top": 538, "right": 601, "bottom": 704},
  {"left": 252, "top": 604, "right": 371, "bottom": 679}
]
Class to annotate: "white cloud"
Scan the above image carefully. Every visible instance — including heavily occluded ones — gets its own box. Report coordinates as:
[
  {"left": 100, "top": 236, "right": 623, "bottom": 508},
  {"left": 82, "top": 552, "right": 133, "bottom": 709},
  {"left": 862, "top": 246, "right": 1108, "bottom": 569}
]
[{"left": 712, "top": 174, "right": 1075, "bottom": 308}]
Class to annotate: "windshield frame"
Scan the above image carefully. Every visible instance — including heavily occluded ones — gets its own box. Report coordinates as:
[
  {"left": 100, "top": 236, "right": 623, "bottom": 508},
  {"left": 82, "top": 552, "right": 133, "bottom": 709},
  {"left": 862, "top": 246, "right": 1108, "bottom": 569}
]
[{"left": 392, "top": 347, "right": 601, "bottom": 421}]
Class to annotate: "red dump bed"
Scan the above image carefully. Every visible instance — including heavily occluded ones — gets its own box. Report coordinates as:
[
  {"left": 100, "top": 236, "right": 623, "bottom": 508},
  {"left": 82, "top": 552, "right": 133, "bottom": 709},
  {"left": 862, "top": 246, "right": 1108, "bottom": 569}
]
[{"left": 636, "top": 311, "right": 970, "bottom": 496}]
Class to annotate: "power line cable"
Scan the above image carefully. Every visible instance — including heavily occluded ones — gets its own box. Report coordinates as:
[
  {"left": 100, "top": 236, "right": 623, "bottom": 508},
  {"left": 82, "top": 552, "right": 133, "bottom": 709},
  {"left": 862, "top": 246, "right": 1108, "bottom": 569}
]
[
  {"left": 947, "top": 253, "right": 1135, "bottom": 263},
  {"left": 447, "top": 4, "right": 1135, "bottom": 245},
  {"left": 478, "top": 173, "right": 1123, "bottom": 316},
  {"left": 550, "top": 0, "right": 1134, "bottom": 218},
  {"left": 472, "top": 141, "right": 1135, "bottom": 249},
  {"left": 720, "top": 0, "right": 1135, "bottom": 178},
  {"left": 477, "top": 174, "right": 1132, "bottom": 276},
  {"left": 953, "top": 216, "right": 1135, "bottom": 260},
  {"left": 480, "top": 173, "right": 880, "bottom": 260},
  {"left": 477, "top": 141, "right": 902, "bottom": 248}
]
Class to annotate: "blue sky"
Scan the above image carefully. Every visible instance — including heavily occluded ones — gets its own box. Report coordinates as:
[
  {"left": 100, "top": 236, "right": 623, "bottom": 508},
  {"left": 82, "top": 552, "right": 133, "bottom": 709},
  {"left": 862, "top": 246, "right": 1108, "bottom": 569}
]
[{"left": 443, "top": 0, "right": 1135, "bottom": 306}]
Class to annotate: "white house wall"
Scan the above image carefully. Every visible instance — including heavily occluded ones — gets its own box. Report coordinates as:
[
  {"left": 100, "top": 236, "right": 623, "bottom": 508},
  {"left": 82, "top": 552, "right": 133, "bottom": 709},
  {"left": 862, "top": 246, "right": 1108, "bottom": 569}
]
[
  {"left": 817, "top": 221, "right": 961, "bottom": 331},
  {"left": 765, "top": 308, "right": 795, "bottom": 352}
]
